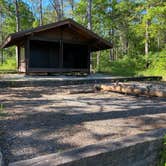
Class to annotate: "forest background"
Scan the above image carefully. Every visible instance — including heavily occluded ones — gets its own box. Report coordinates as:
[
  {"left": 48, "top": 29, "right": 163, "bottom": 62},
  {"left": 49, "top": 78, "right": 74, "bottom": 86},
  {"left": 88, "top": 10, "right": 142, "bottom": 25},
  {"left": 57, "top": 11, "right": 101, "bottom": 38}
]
[{"left": 0, "top": 0, "right": 165, "bottom": 79}]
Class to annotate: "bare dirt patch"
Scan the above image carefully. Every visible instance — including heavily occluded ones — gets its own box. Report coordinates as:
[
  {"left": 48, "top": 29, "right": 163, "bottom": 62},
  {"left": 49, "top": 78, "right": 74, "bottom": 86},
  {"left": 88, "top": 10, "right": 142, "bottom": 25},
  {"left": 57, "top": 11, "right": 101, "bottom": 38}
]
[{"left": 0, "top": 84, "right": 166, "bottom": 164}]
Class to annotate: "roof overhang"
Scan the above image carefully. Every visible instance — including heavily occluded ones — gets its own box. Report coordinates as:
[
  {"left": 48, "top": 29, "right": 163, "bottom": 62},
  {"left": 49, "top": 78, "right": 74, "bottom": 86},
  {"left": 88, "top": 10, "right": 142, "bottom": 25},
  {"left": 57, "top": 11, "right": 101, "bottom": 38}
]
[{"left": 0, "top": 19, "right": 113, "bottom": 51}]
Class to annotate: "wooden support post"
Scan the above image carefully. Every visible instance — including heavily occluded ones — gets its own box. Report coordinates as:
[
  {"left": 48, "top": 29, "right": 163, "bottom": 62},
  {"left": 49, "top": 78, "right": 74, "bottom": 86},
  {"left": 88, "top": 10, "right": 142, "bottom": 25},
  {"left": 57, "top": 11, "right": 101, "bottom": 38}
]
[
  {"left": 59, "top": 40, "right": 63, "bottom": 69},
  {"left": 16, "top": 45, "right": 21, "bottom": 70},
  {"left": 25, "top": 39, "right": 30, "bottom": 75},
  {"left": 15, "top": 45, "right": 20, "bottom": 70},
  {"left": 0, "top": 48, "right": 3, "bottom": 64},
  {"left": 59, "top": 29, "right": 64, "bottom": 69},
  {"left": 88, "top": 47, "right": 91, "bottom": 74}
]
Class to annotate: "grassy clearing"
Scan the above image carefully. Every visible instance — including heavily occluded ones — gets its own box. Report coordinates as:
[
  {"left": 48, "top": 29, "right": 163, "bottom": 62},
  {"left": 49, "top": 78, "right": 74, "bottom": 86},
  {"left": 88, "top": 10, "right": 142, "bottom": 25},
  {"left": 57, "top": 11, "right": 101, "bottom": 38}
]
[
  {"left": 0, "top": 57, "right": 17, "bottom": 73},
  {"left": 98, "top": 50, "right": 166, "bottom": 80},
  {"left": 138, "top": 51, "right": 166, "bottom": 80},
  {"left": 99, "top": 55, "right": 145, "bottom": 76},
  {"left": 0, "top": 104, "right": 7, "bottom": 118}
]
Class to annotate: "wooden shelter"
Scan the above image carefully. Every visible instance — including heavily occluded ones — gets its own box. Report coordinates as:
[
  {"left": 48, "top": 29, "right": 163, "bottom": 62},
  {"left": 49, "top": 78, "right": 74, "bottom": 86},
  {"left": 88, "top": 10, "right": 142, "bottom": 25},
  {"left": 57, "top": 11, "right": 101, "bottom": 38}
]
[{"left": 1, "top": 19, "right": 112, "bottom": 74}]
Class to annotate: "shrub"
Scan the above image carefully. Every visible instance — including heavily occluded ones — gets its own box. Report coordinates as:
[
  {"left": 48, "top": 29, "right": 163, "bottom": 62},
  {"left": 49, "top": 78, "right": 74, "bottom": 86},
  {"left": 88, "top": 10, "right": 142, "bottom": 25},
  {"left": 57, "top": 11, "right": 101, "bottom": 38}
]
[
  {"left": 98, "top": 50, "right": 166, "bottom": 80},
  {"left": 0, "top": 57, "right": 16, "bottom": 72}
]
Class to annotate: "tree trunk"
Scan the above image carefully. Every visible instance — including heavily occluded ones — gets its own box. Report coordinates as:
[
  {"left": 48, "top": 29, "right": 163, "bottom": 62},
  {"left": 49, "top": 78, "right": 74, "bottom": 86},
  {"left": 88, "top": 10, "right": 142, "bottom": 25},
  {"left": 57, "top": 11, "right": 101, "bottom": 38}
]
[
  {"left": 145, "top": 4, "right": 151, "bottom": 56},
  {"left": 125, "top": 39, "right": 128, "bottom": 54},
  {"left": 110, "top": 49, "right": 115, "bottom": 61},
  {"left": 15, "top": 0, "right": 20, "bottom": 32},
  {"left": 15, "top": 0, "right": 20, "bottom": 70},
  {"left": 145, "top": 19, "right": 149, "bottom": 56},
  {"left": 145, "top": 18, "right": 151, "bottom": 69},
  {"left": 96, "top": 51, "right": 100, "bottom": 71},
  {"left": 39, "top": 0, "right": 43, "bottom": 26},
  {"left": 71, "top": 0, "right": 74, "bottom": 12},
  {"left": 87, "top": 0, "right": 92, "bottom": 73},
  {"left": 0, "top": 49, "right": 3, "bottom": 64},
  {"left": 56, "top": 0, "right": 62, "bottom": 21},
  {"left": 50, "top": 0, "right": 62, "bottom": 21},
  {"left": 61, "top": 0, "right": 64, "bottom": 19},
  {"left": 0, "top": 7, "right": 3, "bottom": 64},
  {"left": 87, "top": 0, "right": 92, "bottom": 30},
  {"left": 69, "top": 0, "right": 74, "bottom": 17},
  {"left": 109, "top": 0, "right": 117, "bottom": 61},
  {"left": 109, "top": 28, "right": 114, "bottom": 61},
  {"left": 157, "top": 36, "right": 160, "bottom": 51}
]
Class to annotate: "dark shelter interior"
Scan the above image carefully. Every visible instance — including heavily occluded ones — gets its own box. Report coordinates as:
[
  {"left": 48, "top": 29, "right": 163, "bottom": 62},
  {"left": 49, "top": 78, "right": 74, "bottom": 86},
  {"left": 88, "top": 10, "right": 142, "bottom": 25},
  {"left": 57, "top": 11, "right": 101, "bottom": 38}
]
[
  {"left": 29, "top": 40, "right": 60, "bottom": 68},
  {"left": 29, "top": 40, "right": 88, "bottom": 69},
  {"left": 63, "top": 43, "right": 88, "bottom": 69}
]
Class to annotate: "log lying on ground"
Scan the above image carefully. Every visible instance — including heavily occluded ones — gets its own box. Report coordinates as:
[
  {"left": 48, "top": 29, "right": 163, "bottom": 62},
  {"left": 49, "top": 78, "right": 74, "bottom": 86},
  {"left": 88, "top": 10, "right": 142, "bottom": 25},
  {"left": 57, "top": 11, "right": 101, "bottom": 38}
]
[
  {"left": 148, "top": 89, "right": 166, "bottom": 97},
  {"left": 98, "top": 84, "right": 166, "bottom": 97}
]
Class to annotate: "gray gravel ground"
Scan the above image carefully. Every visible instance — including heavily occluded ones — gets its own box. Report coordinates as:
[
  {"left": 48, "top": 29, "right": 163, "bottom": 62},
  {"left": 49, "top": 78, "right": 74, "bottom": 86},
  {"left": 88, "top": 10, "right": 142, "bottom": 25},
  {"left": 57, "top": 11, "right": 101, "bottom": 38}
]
[{"left": 0, "top": 84, "right": 166, "bottom": 165}]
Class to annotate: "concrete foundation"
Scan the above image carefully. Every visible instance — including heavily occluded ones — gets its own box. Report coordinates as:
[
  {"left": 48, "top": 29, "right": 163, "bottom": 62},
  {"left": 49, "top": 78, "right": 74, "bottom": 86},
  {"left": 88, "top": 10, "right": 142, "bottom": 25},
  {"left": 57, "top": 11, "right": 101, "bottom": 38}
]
[{"left": 9, "top": 128, "right": 166, "bottom": 166}]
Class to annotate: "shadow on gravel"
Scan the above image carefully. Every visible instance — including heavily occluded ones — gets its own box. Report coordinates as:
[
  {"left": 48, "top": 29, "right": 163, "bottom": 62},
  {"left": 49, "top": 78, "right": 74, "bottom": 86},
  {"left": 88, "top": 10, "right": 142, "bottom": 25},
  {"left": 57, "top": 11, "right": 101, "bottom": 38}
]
[{"left": 0, "top": 86, "right": 166, "bottom": 165}]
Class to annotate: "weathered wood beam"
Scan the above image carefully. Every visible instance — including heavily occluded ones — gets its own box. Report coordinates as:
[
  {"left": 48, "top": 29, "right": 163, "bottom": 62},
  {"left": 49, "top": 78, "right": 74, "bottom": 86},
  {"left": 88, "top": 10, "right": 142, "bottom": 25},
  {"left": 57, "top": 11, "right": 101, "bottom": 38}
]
[
  {"left": 30, "top": 36, "right": 88, "bottom": 45},
  {"left": 28, "top": 68, "right": 89, "bottom": 73},
  {"left": 60, "top": 39, "right": 63, "bottom": 68},
  {"left": 25, "top": 38, "right": 30, "bottom": 75},
  {"left": 63, "top": 40, "right": 87, "bottom": 45},
  {"left": 59, "top": 28, "right": 64, "bottom": 69},
  {"left": 30, "top": 36, "right": 60, "bottom": 43},
  {"left": 88, "top": 47, "right": 91, "bottom": 74},
  {"left": 17, "top": 45, "right": 20, "bottom": 70}
]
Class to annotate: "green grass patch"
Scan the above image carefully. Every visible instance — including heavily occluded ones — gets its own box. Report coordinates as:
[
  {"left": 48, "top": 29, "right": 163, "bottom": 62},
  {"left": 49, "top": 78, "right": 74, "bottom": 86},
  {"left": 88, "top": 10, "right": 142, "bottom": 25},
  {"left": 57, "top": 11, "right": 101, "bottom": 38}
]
[
  {"left": 0, "top": 104, "right": 7, "bottom": 118},
  {"left": 158, "top": 135, "right": 166, "bottom": 166},
  {"left": 138, "top": 51, "right": 166, "bottom": 80},
  {"left": 100, "top": 56, "right": 145, "bottom": 76},
  {"left": 0, "top": 57, "right": 17, "bottom": 73},
  {"left": 98, "top": 50, "right": 166, "bottom": 80},
  {"left": 99, "top": 53, "right": 146, "bottom": 76}
]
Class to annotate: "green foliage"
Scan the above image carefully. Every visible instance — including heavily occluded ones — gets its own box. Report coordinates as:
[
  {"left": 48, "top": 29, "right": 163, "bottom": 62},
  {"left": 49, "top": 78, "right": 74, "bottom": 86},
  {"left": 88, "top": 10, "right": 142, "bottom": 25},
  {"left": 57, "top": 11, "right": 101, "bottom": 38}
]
[
  {"left": 0, "top": 56, "right": 16, "bottom": 71},
  {"left": 98, "top": 51, "right": 145, "bottom": 76},
  {"left": 0, "top": 103, "right": 7, "bottom": 118},
  {"left": 158, "top": 135, "right": 166, "bottom": 166},
  {"left": 0, "top": 104, "right": 4, "bottom": 111},
  {"left": 1, "top": 0, "right": 35, "bottom": 36},
  {"left": 98, "top": 50, "right": 166, "bottom": 79},
  {"left": 74, "top": 0, "right": 166, "bottom": 57},
  {"left": 139, "top": 50, "right": 166, "bottom": 80}
]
